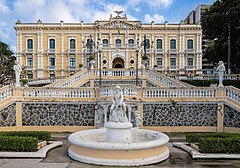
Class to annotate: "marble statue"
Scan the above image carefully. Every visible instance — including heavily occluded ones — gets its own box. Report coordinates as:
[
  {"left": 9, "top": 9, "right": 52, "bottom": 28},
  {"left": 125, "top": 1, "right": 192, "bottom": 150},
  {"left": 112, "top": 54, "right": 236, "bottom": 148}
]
[
  {"left": 109, "top": 86, "right": 128, "bottom": 123},
  {"left": 216, "top": 61, "right": 225, "bottom": 87},
  {"left": 13, "top": 61, "right": 22, "bottom": 87}
]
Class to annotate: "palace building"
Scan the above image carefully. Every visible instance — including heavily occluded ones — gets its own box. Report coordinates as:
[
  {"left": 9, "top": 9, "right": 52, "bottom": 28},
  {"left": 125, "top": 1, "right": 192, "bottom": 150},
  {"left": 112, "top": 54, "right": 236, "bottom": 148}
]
[{"left": 15, "top": 12, "right": 202, "bottom": 80}]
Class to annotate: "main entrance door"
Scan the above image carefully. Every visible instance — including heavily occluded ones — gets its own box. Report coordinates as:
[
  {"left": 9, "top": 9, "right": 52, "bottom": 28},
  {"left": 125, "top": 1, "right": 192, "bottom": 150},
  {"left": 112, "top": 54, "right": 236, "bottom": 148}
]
[{"left": 112, "top": 57, "right": 124, "bottom": 68}]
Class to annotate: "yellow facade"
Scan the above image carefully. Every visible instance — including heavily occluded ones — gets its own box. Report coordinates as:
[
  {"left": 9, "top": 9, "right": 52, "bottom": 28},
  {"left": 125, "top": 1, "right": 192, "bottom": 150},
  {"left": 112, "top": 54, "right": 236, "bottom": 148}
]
[{"left": 15, "top": 13, "right": 202, "bottom": 79}]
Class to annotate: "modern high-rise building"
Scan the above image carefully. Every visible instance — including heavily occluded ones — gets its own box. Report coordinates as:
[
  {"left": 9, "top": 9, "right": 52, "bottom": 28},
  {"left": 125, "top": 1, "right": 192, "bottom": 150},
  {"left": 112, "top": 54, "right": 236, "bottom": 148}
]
[{"left": 15, "top": 12, "right": 202, "bottom": 80}]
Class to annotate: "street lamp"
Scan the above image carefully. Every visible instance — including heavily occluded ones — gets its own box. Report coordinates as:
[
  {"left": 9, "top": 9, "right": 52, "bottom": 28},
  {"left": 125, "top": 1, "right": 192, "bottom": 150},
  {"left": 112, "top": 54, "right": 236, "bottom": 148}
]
[
  {"left": 227, "top": 23, "right": 231, "bottom": 74},
  {"left": 98, "top": 47, "right": 102, "bottom": 86},
  {"left": 86, "top": 35, "right": 95, "bottom": 69},
  {"left": 136, "top": 47, "right": 139, "bottom": 85}
]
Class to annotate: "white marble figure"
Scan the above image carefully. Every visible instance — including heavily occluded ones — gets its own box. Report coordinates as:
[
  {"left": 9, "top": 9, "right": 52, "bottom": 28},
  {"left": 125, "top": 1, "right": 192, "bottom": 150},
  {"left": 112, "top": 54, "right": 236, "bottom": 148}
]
[
  {"left": 216, "top": 61, "right": 226, "bottom": 87},
  {"left": 109, "top": 86, "right": 128, "bottom": 123},
  {"left": 13, "top": 61, "right": 22, "bottom": 87}
]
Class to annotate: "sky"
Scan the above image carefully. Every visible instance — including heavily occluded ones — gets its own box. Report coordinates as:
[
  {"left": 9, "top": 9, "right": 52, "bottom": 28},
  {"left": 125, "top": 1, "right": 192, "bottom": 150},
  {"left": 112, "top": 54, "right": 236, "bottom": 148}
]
[{"left": 0, "top": 0, "right": 215, "bottom": 52}]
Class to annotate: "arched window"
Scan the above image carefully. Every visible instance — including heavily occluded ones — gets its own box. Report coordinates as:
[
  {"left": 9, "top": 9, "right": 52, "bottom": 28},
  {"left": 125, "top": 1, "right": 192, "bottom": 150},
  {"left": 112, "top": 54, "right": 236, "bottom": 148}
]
[
  {"left": 102, "top": 39, "right": 109, "bottom": 47},
  {"left": 27, "top": 39, "right": 33, "bottom": 49},
  {"left": 128, "top": 39, "right": 134, "bottom": 47},
  {"left": 49, "top": 39, "right": 55, "bottom": 49},
  {"left": 187, "top": 39, "right": 194, "bottom": 49},
  {"left": 156, "top": 39, "right": 162, "bottom": 49},
  {"left": 70, "top": 39, "right": 76, "bottom": 49},
  {"left": 170, "top": 39, "right": 176, "bottom": 49},
  {"left": 115, "top": 39, "right": 121, "bottom": 48}
]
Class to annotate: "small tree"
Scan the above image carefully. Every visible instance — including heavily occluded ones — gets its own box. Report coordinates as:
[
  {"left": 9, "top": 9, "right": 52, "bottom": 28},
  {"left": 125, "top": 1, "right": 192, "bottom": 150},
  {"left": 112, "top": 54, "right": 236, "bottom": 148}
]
[{"left": 0, "top": 41, "right": 15, "bottom": 86}]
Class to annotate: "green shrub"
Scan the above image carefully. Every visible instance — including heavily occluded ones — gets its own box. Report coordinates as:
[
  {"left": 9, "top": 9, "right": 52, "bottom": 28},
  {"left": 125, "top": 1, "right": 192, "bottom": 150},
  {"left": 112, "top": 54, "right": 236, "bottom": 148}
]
[
  {"left": 198, "top": 137, "right": 240, "bottom": 153},
  {"left": 0, "top": 136, "right": 38, "bottom": 152},
  {"left": 141, "top": 54, "right": 148, "bottom": 60},
  {"left": 186, "top": 133, "right": 240, "bottom": 153},
  {"left": 0, "top": 131, "right": 51, "bottom": 141}
]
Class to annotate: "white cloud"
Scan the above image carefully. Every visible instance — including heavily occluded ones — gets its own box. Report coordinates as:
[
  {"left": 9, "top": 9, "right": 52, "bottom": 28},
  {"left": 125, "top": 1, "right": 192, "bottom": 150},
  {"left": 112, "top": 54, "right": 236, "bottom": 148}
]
[
  {"left": 144, "top": 14, "right": 165, "bottom": 23},
  {"left": 0, "top": 0, "right": 10, "bottom": 13}
]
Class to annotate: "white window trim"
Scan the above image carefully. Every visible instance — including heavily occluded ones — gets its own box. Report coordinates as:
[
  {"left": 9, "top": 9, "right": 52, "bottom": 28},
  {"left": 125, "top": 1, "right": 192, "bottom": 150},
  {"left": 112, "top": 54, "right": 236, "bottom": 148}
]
[
  {"left": 69, "top": 38, "right": 76, "bottom": 50},
  {"left": 48, "top": 36, "right": 56, "bottom": 50},
  {"left": 26, "top": 37, "right": 34, "bottom": 50},
  {"left": 69, "top": 57, "right": 76, "bottom": 66}
]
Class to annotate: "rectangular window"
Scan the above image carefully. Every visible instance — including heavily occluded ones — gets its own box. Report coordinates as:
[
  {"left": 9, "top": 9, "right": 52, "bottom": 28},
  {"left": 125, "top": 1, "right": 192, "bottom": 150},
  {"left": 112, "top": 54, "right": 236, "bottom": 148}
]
[
  {"left": 50, "top": 74, "right": 55, "bottom": 78},
  {"left": 187, "top": 58, "right": 193, "bottom": 66},
  {"left": 69, "top": 58, "right": 76, "bottom": 67},
  {"left": 170, "top": 58, "right": 176, "bottom": 66},
  {"left": 156, "top": 58, "right": 162, "bottom": 67},
  {"left": 27, "top": 58, "right": 33, "bottom": 67},
  {"left": 49, "top": 58, "right": 55, "bottom": 66}
]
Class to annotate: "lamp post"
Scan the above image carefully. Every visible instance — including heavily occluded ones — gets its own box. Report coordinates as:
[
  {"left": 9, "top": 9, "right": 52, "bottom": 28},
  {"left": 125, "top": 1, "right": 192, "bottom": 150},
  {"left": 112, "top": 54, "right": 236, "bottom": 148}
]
[
  {"left": 98, "top": 47, "right": 102, "bottom": 86},
  {"left": 227, "top": 23, "right": 231, "bottom": 74},
  {"left": 136, "top": 47, "right": 139, "bottom": 85},
  {"left": 86, "top": 35, "right": 95, "bottom": 69}
]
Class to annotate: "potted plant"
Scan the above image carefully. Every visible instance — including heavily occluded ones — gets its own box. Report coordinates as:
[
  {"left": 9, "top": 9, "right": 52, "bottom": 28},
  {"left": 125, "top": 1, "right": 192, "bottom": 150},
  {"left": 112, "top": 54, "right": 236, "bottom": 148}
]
[
  {"left": 89, "top": 55, "right": 94, "bottom": 61},
  {"left": 141, "top": 54, "right": 148, "bottom": 61},
  {"left": 153, "top": 64, "right": 158, "bottom": 70},
  {"left": 78, "top": 64, "right": 83, "bottom": 70},
  {"left": 20, "top": 78, "right": 28, "bottom": 87}
]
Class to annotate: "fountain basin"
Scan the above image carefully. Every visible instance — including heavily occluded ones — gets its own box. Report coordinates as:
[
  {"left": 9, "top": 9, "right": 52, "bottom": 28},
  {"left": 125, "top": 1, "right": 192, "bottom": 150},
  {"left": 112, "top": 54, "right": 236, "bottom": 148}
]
[{"left": 68, "top": 128, "right": 169, "bottom": 166}]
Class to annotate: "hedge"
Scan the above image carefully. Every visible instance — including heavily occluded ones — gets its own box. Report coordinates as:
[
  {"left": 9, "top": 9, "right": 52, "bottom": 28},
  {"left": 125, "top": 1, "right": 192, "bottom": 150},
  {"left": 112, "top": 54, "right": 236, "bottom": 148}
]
[
  {"left": 0, "top": 131, "right": 51, "bottom": 141},
  {"left": 186, "top": 133, "right": 240, "bottom": 153},
  {"left": 181, "top": 80, "right": 240, "bottom": 89},
  {"left": 0, "top": 136, "right": 38, "bottom": 152}
]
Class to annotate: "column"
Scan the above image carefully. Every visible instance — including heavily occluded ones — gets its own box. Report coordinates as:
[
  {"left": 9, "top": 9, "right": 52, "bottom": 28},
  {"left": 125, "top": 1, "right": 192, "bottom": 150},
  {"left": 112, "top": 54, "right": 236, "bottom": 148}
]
[
  {"left": 61, "top": 33, "right": 64, "bottom": 76},
  {"left": 81, "top": 34, "right": 84, "bottom": 65},
  {"left": 217, "top": 103, "right": 224, "bottom": 132},
  {"left": 179, "top": 33, "right": 185, "bottom": 74},
  {"left": 16, "top": 102, "right": 22, "bottom": 130},
  {"left": 164, "top": 34, "right": 168, "bottom": 73},
  {"left": 19, "top": 32, "right": 22, "bottom": 65},
  {"left": 196, "top": 34, "right": 199, "bottom": 70},
  {"left": 37, "top": 31, "right": 43, "bottom": 78}
]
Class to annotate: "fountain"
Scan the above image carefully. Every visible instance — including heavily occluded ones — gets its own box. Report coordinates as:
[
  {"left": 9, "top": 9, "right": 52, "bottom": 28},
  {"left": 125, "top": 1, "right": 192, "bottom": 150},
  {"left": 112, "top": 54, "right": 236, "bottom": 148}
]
[{"left": 68, "top": 86, "right": 169, "bottom": 166}]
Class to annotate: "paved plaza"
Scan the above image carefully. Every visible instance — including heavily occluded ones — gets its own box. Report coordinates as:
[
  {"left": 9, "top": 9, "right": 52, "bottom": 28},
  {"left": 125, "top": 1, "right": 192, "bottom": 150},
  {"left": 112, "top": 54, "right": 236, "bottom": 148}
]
[{"left": 0, "top": 133, "right": 240, "bottom": 168}]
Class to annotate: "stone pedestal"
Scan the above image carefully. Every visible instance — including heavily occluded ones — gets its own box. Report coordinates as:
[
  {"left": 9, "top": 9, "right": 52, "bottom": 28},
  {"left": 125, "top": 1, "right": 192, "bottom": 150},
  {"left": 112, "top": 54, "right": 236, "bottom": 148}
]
[{"left": 105, "top": 122, "right": 133, "bottom": 143}]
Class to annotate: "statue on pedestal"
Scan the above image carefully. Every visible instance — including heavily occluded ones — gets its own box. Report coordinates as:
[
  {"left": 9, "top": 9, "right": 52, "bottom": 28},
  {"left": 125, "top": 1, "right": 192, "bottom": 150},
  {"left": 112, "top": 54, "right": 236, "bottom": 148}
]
[
  {"left": 216, "top": 61, "right": 226, "bottom": 87},
  {"left": 109, "top": 86, "right": 128, "bottom": 123},
  {"left": 13, "top": 61, "right": 22, "bottom": 87}
]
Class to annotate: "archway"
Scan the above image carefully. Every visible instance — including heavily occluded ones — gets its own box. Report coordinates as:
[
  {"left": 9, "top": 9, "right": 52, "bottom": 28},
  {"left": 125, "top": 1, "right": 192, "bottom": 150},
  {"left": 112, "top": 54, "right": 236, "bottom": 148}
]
[{"left": 112, "top": 57, "right": 124, "bottom": 68}]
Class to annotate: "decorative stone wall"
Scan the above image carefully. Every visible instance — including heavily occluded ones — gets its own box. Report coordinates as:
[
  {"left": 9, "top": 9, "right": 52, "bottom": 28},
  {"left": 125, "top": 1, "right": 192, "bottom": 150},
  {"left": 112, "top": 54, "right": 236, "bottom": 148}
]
[
  {"left": 143, "top": 103, "right": 218, "bottom": 126},
  {"left": 0, "top": 104, "right": 16, "bottom": 127},
  {"left": 224, "top": 105, "right": 240, "bottom": 128},
  {"left": 22, "top": 103, "right": 95, "bottom": 126}
]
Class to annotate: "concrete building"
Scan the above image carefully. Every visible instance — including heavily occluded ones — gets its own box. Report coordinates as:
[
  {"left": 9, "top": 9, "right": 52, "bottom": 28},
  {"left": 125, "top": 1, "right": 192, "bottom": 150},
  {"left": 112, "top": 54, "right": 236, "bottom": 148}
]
[{"left": 15, "top": 12, "right": 202, "bottom": 80}]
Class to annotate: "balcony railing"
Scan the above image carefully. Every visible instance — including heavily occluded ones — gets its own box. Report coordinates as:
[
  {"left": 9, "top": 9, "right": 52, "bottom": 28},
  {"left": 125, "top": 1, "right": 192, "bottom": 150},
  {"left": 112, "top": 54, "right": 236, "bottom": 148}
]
[
  {"left": 155, "top": 66, "right": 164, "bottom": 70},
  {"left": 169, "top": 66, "right": 178, "bottom": 70},
  {"left": 168, "top": 49, "right": 178, "bottom": 54},
  {"left": 186, "top": 66, "right": 195, "bottom": 70},
  {"left": 47, "top": 66, "right": 56, "bottom": 70},
  {"left": 24, "top": 49, "right": 33, "bottom": 54},
  {"left": 186, "top": 49, "right": 195, "bottom": 54},
  {"left": 68, "top": 49, "right": 76, "bottom": 54},
  {"left": 68, "top": 66, "right": 76, "bottom": 70},
  {"left": 25, "top": 66, "right": 34, "bottom": 70},
  {"left": 46, "top": 49, "right": 56, "bottom": 54},
  {"left": 156, "top": 49, "right": 164, "bottom": 53}
]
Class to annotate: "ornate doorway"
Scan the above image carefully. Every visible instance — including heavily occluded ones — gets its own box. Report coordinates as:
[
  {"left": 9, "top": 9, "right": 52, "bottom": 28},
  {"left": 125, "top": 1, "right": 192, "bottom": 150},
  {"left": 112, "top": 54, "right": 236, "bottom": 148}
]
[{"left": 112, "top": 57, "right": 124, "bottom": 68}]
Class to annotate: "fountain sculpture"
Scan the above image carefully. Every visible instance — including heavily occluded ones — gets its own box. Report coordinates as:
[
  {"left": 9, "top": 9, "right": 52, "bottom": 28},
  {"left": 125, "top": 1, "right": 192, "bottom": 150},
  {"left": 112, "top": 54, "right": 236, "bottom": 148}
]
[{"left": 68, "top": 86, "right": 169, "bottom": 166}]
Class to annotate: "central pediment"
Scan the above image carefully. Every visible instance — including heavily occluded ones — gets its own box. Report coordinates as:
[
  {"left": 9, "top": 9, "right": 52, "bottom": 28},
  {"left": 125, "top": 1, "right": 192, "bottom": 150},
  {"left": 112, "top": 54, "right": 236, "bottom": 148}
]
[{"left": 98, "top": 20, "right": 141, "bottom": 29}]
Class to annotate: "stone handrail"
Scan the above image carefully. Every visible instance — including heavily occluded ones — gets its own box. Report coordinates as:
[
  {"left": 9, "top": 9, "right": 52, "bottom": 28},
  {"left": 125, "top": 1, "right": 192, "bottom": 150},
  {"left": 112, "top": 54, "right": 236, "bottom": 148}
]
[
  {"left": 146, "top": 70, "right": 188, "bottom": 88},
  {"left": 143, "top": 87, "right": 216, "bottom": 98},
  {"left": 99, "top": 85, "right": 138, "bottom": 97},
  {"left": 168, "top": 74, "right": 240, "bottom": 80},
  {"left": 23, "top": 87, "right": 95, "bottom": 98},
  {"left": 28, "top": 77, "right": 64, "bottom": 85},
  {"left": 50, "top": 70, "right": 90, "bottom": 87},
  {"left": 0, "top": 86, "right": 13, "bottom": 101},
  {"left": 226, "top": 86, "right": 240, "bottom": 104},
  {"left": 94, "top": 69, "right": 141, "bottom": 77}
]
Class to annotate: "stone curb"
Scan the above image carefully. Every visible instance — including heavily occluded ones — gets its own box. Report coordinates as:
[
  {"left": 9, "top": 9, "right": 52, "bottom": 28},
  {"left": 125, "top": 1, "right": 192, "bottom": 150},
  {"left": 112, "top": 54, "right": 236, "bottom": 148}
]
[
  {"left": 0, "top": 141, "right": 63, "bottom": 158},
  {"left": 173, "top": 142, "right": 240, "bottom": 159}
]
